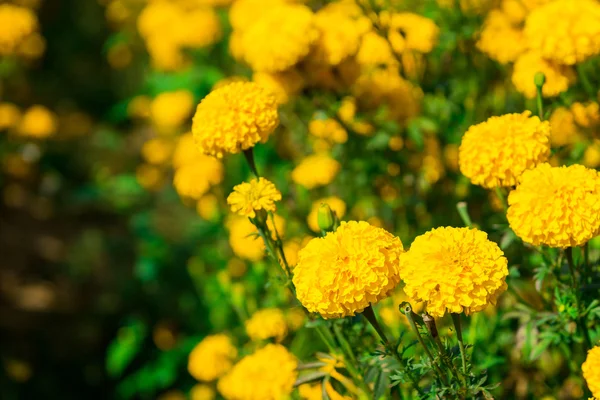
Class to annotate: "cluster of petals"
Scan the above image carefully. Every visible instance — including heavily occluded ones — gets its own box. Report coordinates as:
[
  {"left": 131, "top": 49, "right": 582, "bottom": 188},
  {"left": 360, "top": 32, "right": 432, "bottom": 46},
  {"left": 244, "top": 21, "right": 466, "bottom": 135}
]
[
  {"left": 583, "top": 346, "right": 600, "bottom": 399},
  {"left": 188, "top": 334, "right": 237, "bottom": 382},
  {"left": 245, "top": 308, "right": 288, "bottom": 342},
  {"left": 227, "top": 177, "right": 282, "bottom": 218}
]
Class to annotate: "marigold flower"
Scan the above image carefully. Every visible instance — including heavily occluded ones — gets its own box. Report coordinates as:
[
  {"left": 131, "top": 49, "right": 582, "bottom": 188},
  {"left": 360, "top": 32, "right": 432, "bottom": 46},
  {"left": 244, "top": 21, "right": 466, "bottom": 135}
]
[
  {"left": 583, "top": 141, "right": 600, "bottom": 169},
  {"left": 0, "top": 103, "right": 21, "bottom": 130},
  {"left": 524, "top": 0, "right": 600, "bottom": 65},
  {"left": 571, "top": 102, "right": 600, "bottom": 129},
  {"left": 150, "top": 90, "right": 195, "bottom": 131},
  {"left": 583, "top": 346, "right": 600, "bottom": 398},
  {"left": 237, "top": 4, "right": 318, "bottom": 72},
  {"left": 477, "top": 10, "right": 527, "bottom": 64},
  {"left": 18, "top": 105, "right": 57, "bottom": 138},
  {"left": 507, "top": 163, "right": 600, "bottom": 248},
  {"left": 401, "top": 227, "right": 508, "bottom": 317},
  {"left": 291, "top": 154, "right": 340, "bottom": 189},
  {"left": 228, "top": 0, "right": 286, "bottom": 32},
  {"left": 141, "top": 137, "right": 174, "bottom": 165},
  {"left": 0, "top": 4, "right": 38, "bottom": 56},
  {"left": 217, "top": 344, "right": 297, "bottom": 400},
  {"left": 188, "top": 334, "right": 237, "bottom": 382},
  {"left": 190, "top": 384, "right": 215, "bottom": 400},
  {"left": 512, "top": 52, "right": 575, "bottom": 99},
  {"left": 459, "top": 111, "right": 551, "bottom": 188},
  {"left": 227, "top": 177, "right": 282, "bottom": 218},
  {"left": 308, "top": 118, "right": 348, "bottom": 144},
  {"left": 173, "top": 133, "right": 198, "bottom": 169},
  {"left": 307, "top": 196, "right": 347, "bottom": 233},
  {"left": 387, "top": 13, "right": 439, "bottom": 54},
  {"left": 192, "top": 82, "right": 279, "bottom": 158},
  {"left": 173, "top": 156, "right": 223, "bottom": 200},
  {"left": 293, "top": 221, "right": 403, "bottom": 319},
  {"left": 245, "top": 308, "right": 288, "bottom": 342},
  {"left": 356, "top": 31, "right": 396, "bottom": 67},
  {"left": 253, "top": 69, "right": 305, "bottom": 105},
  {"left": 548, "top": 107, "right": 581, "bottom": 147},
  {"left": 312, "top": 7, "right": 364, "bottom": 65}
]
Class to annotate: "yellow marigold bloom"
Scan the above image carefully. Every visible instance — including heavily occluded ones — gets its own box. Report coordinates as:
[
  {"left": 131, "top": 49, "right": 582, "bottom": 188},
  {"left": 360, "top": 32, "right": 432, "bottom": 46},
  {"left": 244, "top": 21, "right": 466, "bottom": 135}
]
[
  {"left": 312, "top": 7, "right": 363, "bottom": 65},
  {"left": 150, "top": 91, "right": 195, "bottom": 131},
  {"left": 387, "top": 13, "right": 439, "bottom": 54},
  {"left": 136, "top": 164, "right": 164, "bottom": 191},
  {"left": 217, "top": 344, "right": 297, "bottom": 400},
  {"left": 227, "top": 215, "right": 286, "bottom": 261},
  {"left": 188, "top": 334, "right": 237, "bottom": 382},
  {"left": 583, "top": 141, "right": 600, "bottom": 169},
  {"left": 571, "top": 102, "right": 600, "bottom": 129},
  {"left": 583, "top": 346, "right": 600, "bottom": 398},
  {"left": 190, "top": 384, "right": 215, "bottom": 400},
  {"left": 507, "top": 163, "right": 600, "bottom": 248},
  {"left": 298, "top": 383, "right": 321, "bottom": 400},
  {"left": 308, "top": 118, "right": 348, "bottom": 144},
  {"left": 173, "top": 132, "right": 198, "bottom": 168},
  {"left": 548, "top": 107, "right": 580, "bottom": 147},
  {"left": 512, "top": 52, "right": 575, "bottom": 99},
  {"left": 0, "top": 4, "right": 38, "bottom": 55},
  {"left": 245, "top": 308, "right": 288, "bottom": 342},
  {"left": 307, "top": 196, "right": 347, "bottom": 233},
  {"left": 228, "top": 0, "right": 286, "bottom": 32},
  {"left": 524, "top": 0, "right": 600, "bottom": 65},
  {"left": 291, "top": 154, "right": 340, "bottom": 189},
  {"left": 18, "top": 105, "right": 57, "bottom": 139},
  {"left": 175, "top": 8, "right": 222, "bottom": 49},
  {"left": 253, "top": 69, "right": 305, "bottom": 105},
  {"left": 477, "top": 10, "right": 527, "bottom": 64},
  {"left": 192, "top": 82, "right": 279, "bottom": 158},
  {"left": 227, "top": 177, "right": 282, "bottom": 218},
  {"left": 401, "top": 227, "right": 508, "bottom": 317},
  {"left": 146, "top": 35, "right": 186, "bottom": 71},
  {"left": 356, "top": 31, "right": 396, "bottom": 67},
  {"left": 173, "top": 156, "right": 224, "bottom": 200},
  {"left": 141, "top": 138, "right": 174, "bottom": 165},
  {"left": 293, "top": 221, "right": 403, "bottom": 319},
  {"left": 197, "top": 194, "right": 220, "bottom": 221},
  {"left": 237, "top": 4, "right": 318, "bottom": 72},
  {"left": 459, "top": 111, "right": 551, "bottom": 188},
  {"left": 0, "top": 103, "right": 21, "bottom": 130}
]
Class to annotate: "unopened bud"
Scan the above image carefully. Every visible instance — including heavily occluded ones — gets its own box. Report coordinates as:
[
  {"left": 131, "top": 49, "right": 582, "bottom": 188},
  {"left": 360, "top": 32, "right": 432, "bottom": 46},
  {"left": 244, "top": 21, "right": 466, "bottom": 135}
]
[
  {"left": 534, "top": 72, "right": 546, "bottom": 89},
  {"left": 317, "top": 203, "right": 335, "bottom": 232}
]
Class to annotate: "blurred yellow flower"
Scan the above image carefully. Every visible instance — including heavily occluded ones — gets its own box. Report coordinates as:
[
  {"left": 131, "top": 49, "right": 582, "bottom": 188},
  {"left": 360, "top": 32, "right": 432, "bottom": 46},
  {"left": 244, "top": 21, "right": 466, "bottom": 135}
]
[
  {"left": 507, "top": 163, "right": 600, "bottom": 248},
  {"left": 477, "top": 10, "right": 526, "bottom": 64},
  {"left": 307, "top": 196, "right": 346, "bottom": 233},
  {"left": 512, "top": 52, "right": 575, "bottom": 99},
  {"left": 525, "top": 0, "right": 600, "bottom": 65},
  {"left": 356, "top": 31, "right": 396, "bottom": 67},
  {"left": 188, "top": 334, "right": 237, "bottom": 382},
  {"left": 228, "top": 0, "right": 286, "bottom": 32},
  {"left": 298, "top": 383, "right": 321, "bottom": 400},
  {"left": 227, "top": 177, "right": 282, "bottom": 218},
  {"left": 173, "top": 156, "right": 223, "bottom": 200},
  {"left": 459, "top": 111, "right": 550, "bottom": 188},
  {"left": 387, "top": 13, "right": 439, "bottom": 54},
  {"left": 571, "top": 102, "right": 600, "bottom": 129},
  {"left": 18, "top": 105, "right": 57, "bottom": 139},
  {"left": 0, "top": 103, "right": 21, "bottom": 130},
  {"left": 245, "top": 308, "right": 288, "bottom": 342},
  {"left": 141, "top": 137, "right": 174, "bottom": 165},
  {"left": 293, "top": 221, "right": 403, "bottom": 319},
  {"left": 401, "top": 227, "right": 508, "bottom": 317},
  {"left": 0, "top": 4, "right": 38, "bottom": 56},
  {"left": 583, "top": 346, "right": 600, "bottom": 398},
  {"left": 548, "top": 107, "right": 580, "bottom": 147},
  {"left": 286, "top": 307, "right": 306, "bottom": 331},
  {"left": 192, "top": 82, "right": 279, "bottom": 157},
  {"left": 217, "top": 344, "right": 297, "bottom": 400},
  {"left": 150, "top": 90, "right": 195, "bottom": 131},
  {"left": 583, "top": 141, "right": 600, "bottom": 169},
  {"left": 127, "top": 95, "right": 151, "bottom": 119},
  {"left": 190, "top": 384, "right": 215, "bottom": 400},
  {"left": 309, "top": 118, "right": 348, "bottom": 144},
  {"left": 312, "top": 6, "right": 364, "bottom": 65},
  {"left": 172, "top": 132, "right": 198, "bottom": 168},
  {"left": 227, "top": 214, "right": 286, "bottom": 261},
  {"left": 253, "top": 69, "right": 305, "bottom": 105},
  {"left": 197, "top": 194, "right": 220, "bottom": 221},
  {"left": 291, "top": 154, "right": 340, "bottom": 189}
]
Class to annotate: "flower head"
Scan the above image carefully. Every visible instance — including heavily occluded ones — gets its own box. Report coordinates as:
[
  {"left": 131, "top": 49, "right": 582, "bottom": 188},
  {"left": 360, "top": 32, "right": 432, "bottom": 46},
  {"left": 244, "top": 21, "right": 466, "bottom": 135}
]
[
  {"left": 387, "top": 12, "right": 439, "bottom": 54},
  {"left": 311, "top": 6, "right": 364, "bottom": 65},
  {"left": 190, "top": 384, "right": 215, "bottom": 400},
  {"left": 291, "top": 154, "right": 340, "bottom": 189},
  {"left": 192, "top": 82, "right": 279, "bottom": 158},
  {"left": 459, "top": 111, "right": 551, "bottom": 188},
  {"left": 173, "top": 156, "right": 223, "bottom": 200},
  {"left": 18, "top": 105, "right": 57, "bottom": 139},
  {"left": 188, "top": 334, "right": 237, "bottom": 382},
  {"left": 401, "top": 227, "right": 508, "bottom": 317},
  {"left": 583, "top": 346, "right": 600, "bottom": 398},
  {"left": 512, "top": 52, "right": 575, "bottom": 99},
  {"left": 308, "top": 118, "right": 348, "bottom": 144},
  {"left": 507, "top": 163, "right": 600, "bottom": 248},
  {"left": 151, "top": 90, "right": 195, "bottom": 131},
  {"left": 245, "top": 308, "right": 288, "bottom": 342},
  {"left": 307, "top": 196, "right": 347, "bottom": 233},
  {"left": 0, "top": 4, "right": 38, "bottom": 56},
  {"left": 477, "top": 10, "right": 527, "bottom": 64},
  {"left": 293, "top": 221, "right": 403, "bottom": 319},
  {"left": 524, "top": 0, "right": 600, "bottom": 65},
  {"left": 217, "top": 344, "right": 297, "bottom": 400},
  {"left": 227, "top": 177, "right": 282, "bottom": 218}
]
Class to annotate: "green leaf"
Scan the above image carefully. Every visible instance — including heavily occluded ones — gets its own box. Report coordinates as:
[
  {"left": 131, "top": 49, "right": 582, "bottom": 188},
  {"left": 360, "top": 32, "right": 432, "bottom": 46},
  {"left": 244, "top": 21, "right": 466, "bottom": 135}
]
[{"left": 106, "top": 319, "right": 147, "bottom": 378}]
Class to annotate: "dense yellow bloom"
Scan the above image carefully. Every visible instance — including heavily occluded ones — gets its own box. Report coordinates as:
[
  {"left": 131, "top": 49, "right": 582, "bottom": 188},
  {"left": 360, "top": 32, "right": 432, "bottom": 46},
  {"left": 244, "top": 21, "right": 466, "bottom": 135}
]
[
  {"left": 228, "top": 0, "right": 286, "bottom": 32},
  {"left": 192, "top": 82, "right": 279, "bottom": 157},
  {"left": 525, "top": 0, "right": 600, "bottom": 65},
  {"left": 356, "top": 31, "right": 396, "bottom": 67},
  {"left": 387, "top": 13, "right": 439, "bottom": 54},
  {"left": 308, "top": 118, "right": 348, "bottom": 144},
  {"left": 477, "top": 10, "right": 526, "bottom": 64},
  {"left": 173, "top": 156, "right": 223, "bottom": 200},
  {"left": 512, "top": 52, "right": 575, "bottom": 99},
  {"left": 218, "top": 344, "right": 297, "bottom": 400},
  {"left": 150, "top": 91, "right": 195, "bottom": 131},
  {"left": 459, "top": 111, "right": 551, "bottom": 188},
  {"left": 0, "top": 103, "right": 21, "bottom": 130},
  {"left": 245, "top": 308, "right": 288, "bottom": 342},
  {"left": 291, "top": 154, "right": 340, "bottom": 189},
  {"left": 227, "top": 177, "right": 282, "bottom": 218},
  {"left": 548, "top": 107, "right": 581, "bottom": 147},
  {"left": 571, "top": 102, "right": 600, "bottom": 128},
  {"left": 507, "top": 163, "right": 600, "bottom": 248},
  {"left": 583, "top": 346, "right": 600, "bottom": 398},
  {"left": 312, "top": 7, "right": 363, "bottom": 65},
  {"left": 227, "top": 215, "right": 286, "bottom": 261},
  {"left": 188, "top": 334, "right": 237, "bottom": 382},
  {"left": 0, "top": 4, "right": 38, "bottom": 56},
  {"left": 190, "top": 384, "right": 215, "bottom": 400},
  {"left": 141, "top": 138, "right": 173, "bottom": 165},
  {"left": 293, "top": 221, "right": 403, "bottom": 319},
  {"left": 18, "top": 106, "right": 57, "bottom": 138},
  {"left": 237, "top": 4, "right": 318, "bottom": 72},
  {"left": 401, "top": 227, "right": 508, "bottom": 317},
  {"left": 307, "top": 196, "right": 347, "bottom": 233},
  {"left": 253, "top": 69, "right": 305, "bottom": 105},
  {"left": 146, "top": 35, "right": 186, "bottom": 71}
]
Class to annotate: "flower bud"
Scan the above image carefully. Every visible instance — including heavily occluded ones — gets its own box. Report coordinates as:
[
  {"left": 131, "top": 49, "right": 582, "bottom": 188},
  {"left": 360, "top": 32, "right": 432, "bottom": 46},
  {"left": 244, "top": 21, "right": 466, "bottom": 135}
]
[
  {"left": 317, "top": 203, "right": 335, "bottom": 232},
  {"left": 534, "top": 72, "right": 546, "bottom": 89}
]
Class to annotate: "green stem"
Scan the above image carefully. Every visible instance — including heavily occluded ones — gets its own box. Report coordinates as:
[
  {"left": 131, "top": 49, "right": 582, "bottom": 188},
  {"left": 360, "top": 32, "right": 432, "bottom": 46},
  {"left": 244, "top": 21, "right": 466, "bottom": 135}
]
[
  {"left": 536, "top": 88, "right": 544, "bottom": 120},
  {"left": 584, "top": 242, "right": 591, "bottom": 285},
  {"left": 451, "top": 313, "right": 468, "bottom": 375},
  {"left": 268, "top": 211, "right": 293, "bottom": 278},
  {"left": 494, "top": 187, "right": 508, "bottom": 213},
  {"left": 565, "top": 248, "right": 592, "bottom": 350},
  {"left": 243, "top": 148, "right": 260, "bottom": 177}
]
